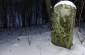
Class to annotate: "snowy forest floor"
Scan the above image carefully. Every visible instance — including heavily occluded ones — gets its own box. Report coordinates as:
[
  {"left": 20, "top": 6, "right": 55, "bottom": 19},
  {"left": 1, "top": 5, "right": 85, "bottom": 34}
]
[{"left": 0, "top": 25, "right": 85, "bottom": 55}]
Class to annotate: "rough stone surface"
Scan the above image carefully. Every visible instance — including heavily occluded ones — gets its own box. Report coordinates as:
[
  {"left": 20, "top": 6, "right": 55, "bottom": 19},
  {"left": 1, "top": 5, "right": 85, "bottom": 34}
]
[{"left": 51, "top": 2, "right": 76, "bottom": 49}]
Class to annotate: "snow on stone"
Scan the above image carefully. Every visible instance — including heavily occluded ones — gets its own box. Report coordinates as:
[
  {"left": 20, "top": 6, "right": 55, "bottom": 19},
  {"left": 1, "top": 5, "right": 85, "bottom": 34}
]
[{"left": 54, "top": 1, "right": 77, "bottom": 9}]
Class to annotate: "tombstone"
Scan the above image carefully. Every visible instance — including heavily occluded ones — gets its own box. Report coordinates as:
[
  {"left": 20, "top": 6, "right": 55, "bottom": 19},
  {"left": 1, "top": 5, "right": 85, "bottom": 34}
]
[{"left": 51, "top": 1, "right": 76, "bottom": 49}]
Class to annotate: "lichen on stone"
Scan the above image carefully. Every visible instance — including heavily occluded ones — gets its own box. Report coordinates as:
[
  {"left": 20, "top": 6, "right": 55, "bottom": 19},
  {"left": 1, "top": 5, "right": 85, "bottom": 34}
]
[{"left": 51, "top": 4, "right": 76, "bottom": 49}]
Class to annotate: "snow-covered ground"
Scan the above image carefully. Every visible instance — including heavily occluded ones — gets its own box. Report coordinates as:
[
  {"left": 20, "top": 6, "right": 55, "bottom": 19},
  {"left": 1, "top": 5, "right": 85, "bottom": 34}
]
[{"left": 0, "top": 26, "right": 85, "bottom": 55}]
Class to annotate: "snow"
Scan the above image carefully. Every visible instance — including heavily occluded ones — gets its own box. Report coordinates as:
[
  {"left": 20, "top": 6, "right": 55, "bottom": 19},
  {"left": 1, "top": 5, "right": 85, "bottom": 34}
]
[
  {"left": 0, "top": 26, "right": 85, "bottom": 55},
  {"left": 54, "top": 1, "right": 77, "bottom": 9}
]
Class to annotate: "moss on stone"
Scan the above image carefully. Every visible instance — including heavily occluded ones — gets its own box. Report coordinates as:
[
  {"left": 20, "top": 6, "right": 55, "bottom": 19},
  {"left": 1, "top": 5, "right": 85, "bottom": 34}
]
[{"left": 51, "top": 4, "right": 76, "bottom": 49}]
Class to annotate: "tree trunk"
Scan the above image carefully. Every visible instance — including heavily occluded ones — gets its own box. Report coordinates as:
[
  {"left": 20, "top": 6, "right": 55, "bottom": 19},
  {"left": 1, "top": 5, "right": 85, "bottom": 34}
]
[
  {"left": 45, "top": 0, "right": 52, "bottom": 27},
  {"left": 45, "top": 0, "right": 52, "bottom": 17},
  {"left": 51, "top": 1, "right": 76, "bottom": 49}
]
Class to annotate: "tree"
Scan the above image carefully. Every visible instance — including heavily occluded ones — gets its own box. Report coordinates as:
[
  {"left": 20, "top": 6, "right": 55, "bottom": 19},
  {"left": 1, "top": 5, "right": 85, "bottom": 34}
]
[{"left": 45, "top": 0, "right": 53, "bottom": 27}]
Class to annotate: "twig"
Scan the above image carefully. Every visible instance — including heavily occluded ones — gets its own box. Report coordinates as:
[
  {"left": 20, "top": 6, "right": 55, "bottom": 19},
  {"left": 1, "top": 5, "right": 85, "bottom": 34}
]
[{"left": 37, "top": 44, "right": 41, "bottom": 55}]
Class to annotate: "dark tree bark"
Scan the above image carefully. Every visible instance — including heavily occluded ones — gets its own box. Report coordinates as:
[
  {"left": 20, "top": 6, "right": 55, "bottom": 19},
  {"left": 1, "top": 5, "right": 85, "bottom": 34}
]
[{"left": 2, "top": 0, "right": 7, "bottom": 28}]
